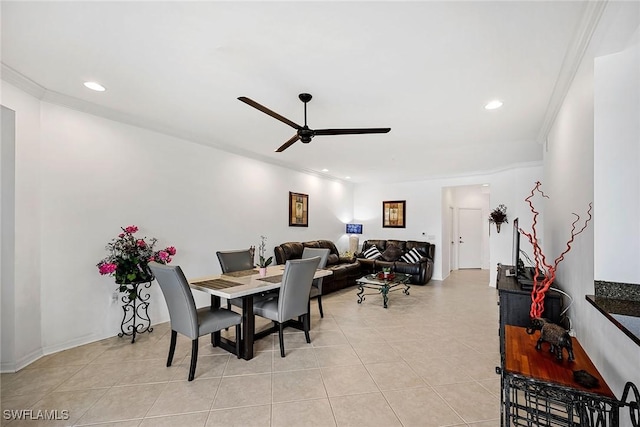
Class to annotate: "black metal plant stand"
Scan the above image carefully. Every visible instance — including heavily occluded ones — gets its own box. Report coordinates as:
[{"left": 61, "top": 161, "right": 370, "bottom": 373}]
[{"left": 118, "top": 281, "right": 153, "bottom": 343}]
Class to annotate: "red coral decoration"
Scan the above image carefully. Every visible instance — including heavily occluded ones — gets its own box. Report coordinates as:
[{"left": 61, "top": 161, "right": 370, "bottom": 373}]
[{"left": 519, "top": 182, "right": 592, "bottom": 319}]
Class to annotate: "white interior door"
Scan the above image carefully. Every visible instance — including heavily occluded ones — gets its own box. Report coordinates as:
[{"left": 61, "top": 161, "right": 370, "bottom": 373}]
[{"left": 458, "top": 208, "right": 482, "bottom": 269}]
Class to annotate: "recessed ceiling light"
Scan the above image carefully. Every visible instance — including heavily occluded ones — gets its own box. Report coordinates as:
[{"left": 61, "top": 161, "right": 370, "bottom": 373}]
[
  {"left": 482, "top": 183, "right": 490, "bottom": 187},
  {"left": 321, "top": 168, "right": 329, "bottom": 172},
  {"left": 84, "top": 81, "right": 106, "bottom": 92},
  {"left": 485, "top": 100, "right": 503, "bottom": 110},
  {"left": 345, "top": 176, "right": 351, "bottom": 180}
]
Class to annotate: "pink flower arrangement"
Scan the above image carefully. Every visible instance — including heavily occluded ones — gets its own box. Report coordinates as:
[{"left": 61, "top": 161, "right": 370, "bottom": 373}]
[{"left": 97, "top": 225, "right": 176, "bottom": 285}]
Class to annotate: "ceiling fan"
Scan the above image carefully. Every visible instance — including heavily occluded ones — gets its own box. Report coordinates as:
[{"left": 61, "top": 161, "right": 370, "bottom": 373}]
[{"left": 238, "top": 93, "right": 391, "bottom": 152}]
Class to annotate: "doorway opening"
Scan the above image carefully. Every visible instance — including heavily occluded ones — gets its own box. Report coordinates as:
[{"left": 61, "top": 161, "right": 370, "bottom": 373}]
[{"left": 441, "top": 184, "right": 490, "bottom": 274}]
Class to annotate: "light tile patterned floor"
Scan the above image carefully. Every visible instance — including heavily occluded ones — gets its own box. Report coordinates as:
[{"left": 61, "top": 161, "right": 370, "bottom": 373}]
[{"left": 1, "top": 269, "right": 500, "bottom": 426}]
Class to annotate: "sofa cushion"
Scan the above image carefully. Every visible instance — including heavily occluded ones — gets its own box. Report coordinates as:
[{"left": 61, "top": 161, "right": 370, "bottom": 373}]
[
  {"left": 381, "top": 244, "right": 403, "bottom": 262},
  {"left": 363, "top": 240, "right": 387, "bottom": 252},
  {"left": 363, "top": 245, "right": 382, "bottom": 260},
  {"left": 401, "top": 248, "right": 422, "bottom": 263},
  {"left": 394, "top": 261, "right": 422, "bottom": 276},
  {"left": 386, "top": 240, "right": 407, "bottom": 252},
  {"left": 326, "top": 254, "right": 339, "bottom": 265}
]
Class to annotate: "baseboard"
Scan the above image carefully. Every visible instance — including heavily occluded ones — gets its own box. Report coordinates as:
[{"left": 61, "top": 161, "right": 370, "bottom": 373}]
[{"left": 0, "top": 347, "right": 43, "bottom": 373}]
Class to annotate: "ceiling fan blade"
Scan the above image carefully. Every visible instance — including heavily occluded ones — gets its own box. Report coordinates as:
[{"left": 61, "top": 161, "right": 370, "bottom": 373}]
[
  {"left": 314, "top": 128, "right": 391, "bottom": 136},
  {"left": 275, "top": 134, "right": 300, "bottom": 152},
  {"left": 238, "top": 97, "right": 302, "bottom": 130}
]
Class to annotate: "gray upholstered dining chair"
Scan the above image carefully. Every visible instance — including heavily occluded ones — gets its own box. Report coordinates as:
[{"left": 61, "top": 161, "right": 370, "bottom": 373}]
[
  {"left": 252, "top": 256, "right": 321, "bottom": 357},
  {"left": 216, "top": 249, "right": 276, "bottom": 309},
  {"left": 301, "top": 247, "right": 330, "bottom": 318},
  {"left": 216, "top": 249, "right": 254, "bottom": 274},
  {"left": 149, "top": 262, "right": 242, "bottom": 381}
]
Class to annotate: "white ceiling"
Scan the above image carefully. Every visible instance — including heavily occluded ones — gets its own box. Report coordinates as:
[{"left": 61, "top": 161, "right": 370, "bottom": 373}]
[{"left": 2, "top": 1, "right": 593, "bottom": 183}]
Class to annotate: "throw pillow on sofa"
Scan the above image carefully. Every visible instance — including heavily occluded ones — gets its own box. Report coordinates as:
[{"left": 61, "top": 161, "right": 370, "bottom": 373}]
[
  {"left": 381, "top": 244, "right": 403, "bottom": 262},
  {"left": 363, "top": 245, "right": 382, "bottom": 260},
  {"left": 400, "top": 248, "right": 422, "bottom": 263}
]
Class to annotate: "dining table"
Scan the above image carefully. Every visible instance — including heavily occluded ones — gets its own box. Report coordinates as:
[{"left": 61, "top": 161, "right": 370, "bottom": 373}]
[{"left": 189, "top": 264, "right": 332, "bottom": 360}]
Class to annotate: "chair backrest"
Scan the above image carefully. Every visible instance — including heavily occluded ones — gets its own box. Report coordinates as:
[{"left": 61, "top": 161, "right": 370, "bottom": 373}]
[
  {"left": 302, "top": 247, "right": 330, "bottom": 290},
  {"left": 216, "top": 249, "right": 253, "bottom": 273},
  {"left": 148, "top": 262, "right": 199, "bottom": 339},
  {"left": 301, "top": 247, "right": 330, "bottom": 268},
  {"left": 278, "top": 257, "right": 321, "bottom": 322}
]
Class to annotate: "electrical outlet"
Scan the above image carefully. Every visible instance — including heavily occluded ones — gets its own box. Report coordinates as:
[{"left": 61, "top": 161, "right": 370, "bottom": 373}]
[{"left": 111, "top": 292, "right": 119, "bottom": 303}]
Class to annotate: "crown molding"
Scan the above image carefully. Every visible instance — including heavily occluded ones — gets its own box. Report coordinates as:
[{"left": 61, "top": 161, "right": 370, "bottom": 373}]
[
  {"left": 357, "top": 160, "right": 544, "bottom": 186},
  {"left": 1, "top": 63, "right": 46, "bottom": 99},
  {"left": 536, "top": 0, "right": 608, "bottom": 144}
]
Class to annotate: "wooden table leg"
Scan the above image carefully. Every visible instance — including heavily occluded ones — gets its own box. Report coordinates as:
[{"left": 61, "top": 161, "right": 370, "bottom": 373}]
[
  {"left": 211, "top": 295, "right": 221, "bottom": 346},
  {"left": 241, "top": 295, "right": 255, "bottom": 360}
]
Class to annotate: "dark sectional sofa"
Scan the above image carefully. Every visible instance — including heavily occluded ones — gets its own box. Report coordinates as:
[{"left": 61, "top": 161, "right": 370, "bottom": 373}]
[
  {"left": 273, "top": 240, "right": 362, "bottom": 294},
  {"left": 357, "top": 239, "right": 435, "bottom": 285},
  {"left": 274, "top": 238, "right": 436, "bottom": 294}
]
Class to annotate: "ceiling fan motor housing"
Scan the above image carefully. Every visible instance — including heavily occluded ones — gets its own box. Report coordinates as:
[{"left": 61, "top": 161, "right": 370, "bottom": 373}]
[{"left": 299, "top": 127, "right": 314, "bottom": 143}]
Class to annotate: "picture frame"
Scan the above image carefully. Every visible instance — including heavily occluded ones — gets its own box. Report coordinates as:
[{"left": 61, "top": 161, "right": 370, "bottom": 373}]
[
  {"left": 289, "top": 192, "right": 309, "bottom": 227},
  {"left": 382, "top": 200, "right": 406, "bottom": 228}
]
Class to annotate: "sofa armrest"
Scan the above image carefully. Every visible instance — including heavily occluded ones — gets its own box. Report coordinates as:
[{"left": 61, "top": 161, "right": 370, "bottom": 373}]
[{"left": 338, "top": 255, "right": 355, "bottom": 264}]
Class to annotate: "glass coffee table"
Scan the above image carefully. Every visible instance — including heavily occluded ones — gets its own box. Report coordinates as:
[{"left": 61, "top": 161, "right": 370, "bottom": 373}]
[{"left": 356, "top": 273, "right": 411, "bottom": 308}]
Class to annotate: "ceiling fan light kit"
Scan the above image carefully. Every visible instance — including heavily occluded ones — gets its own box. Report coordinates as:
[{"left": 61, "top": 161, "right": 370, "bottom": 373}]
[{"left": 238, "top": 93, "right": 391, "bottom": 152}]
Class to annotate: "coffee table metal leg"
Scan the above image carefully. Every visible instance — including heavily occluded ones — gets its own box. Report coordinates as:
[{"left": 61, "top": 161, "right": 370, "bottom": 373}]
[
  {"left": 403, "top": 284, "right": 410, "bottom": 295},
  {"left": 357, "top": 285, "right": 365, "bottom": 304},
  {"left": 382, "top": 284, "right": 389, "bottom": 308}
]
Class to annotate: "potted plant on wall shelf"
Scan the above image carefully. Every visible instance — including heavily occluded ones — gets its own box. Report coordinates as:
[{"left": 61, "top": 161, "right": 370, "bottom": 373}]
[
  {"left": 489, "top": 204, "right": 508, "bottom": 233},
  {"left": 256, "top": 235, "right": 273, "bottom": 277}
]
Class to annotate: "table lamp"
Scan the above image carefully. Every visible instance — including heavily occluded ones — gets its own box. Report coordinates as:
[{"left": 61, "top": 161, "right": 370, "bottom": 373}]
[{"left": 346, "top": 223, "right": 363, "bottom": 254}]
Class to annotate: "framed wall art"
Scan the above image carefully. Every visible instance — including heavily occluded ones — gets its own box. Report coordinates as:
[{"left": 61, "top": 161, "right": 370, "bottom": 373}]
[
  {"left": 382, "top": 200, "right": 406, "bottom": 228},
  {"left": 289, "top": 192, "right": 308, "bottom": 227}
]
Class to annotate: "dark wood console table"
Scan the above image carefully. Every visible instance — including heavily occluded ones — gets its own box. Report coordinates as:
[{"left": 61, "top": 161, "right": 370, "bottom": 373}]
[
  {"left": 501, "top": 325, "right": 620, "bottom": 426},
  {"left": 496, "top": 264, "right": 563, "bottom": 353}
]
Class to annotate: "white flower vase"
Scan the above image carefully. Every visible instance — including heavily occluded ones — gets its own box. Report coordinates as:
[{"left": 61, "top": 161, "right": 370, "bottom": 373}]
[{"left": 259, "top": 267, "right": 267, "bottom": 277}]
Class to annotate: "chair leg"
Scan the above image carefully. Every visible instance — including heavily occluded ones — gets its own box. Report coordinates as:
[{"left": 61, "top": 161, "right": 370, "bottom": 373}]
[
  {"left": 188, "top": 338, "right": 199, "bottom": 381},
  {"left": 167, "top": 330, "right": 177, "bottom": 367},
  {"left": 317, "top": 295, "right": 324, "bottom": 318},
  {"left": 304, "top": 313, "right": 311, "bottom": 344},
  {"left": 235, "top": 324, "right": 241, "bottom": 359},
  {"left": 278, "top": 323, "right": 285, "bottom": 358}
]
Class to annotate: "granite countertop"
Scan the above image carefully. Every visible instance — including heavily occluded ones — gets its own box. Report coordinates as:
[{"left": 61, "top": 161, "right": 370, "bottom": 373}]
[{"left": 587, "top": 280, "right": 640, "bottom": 346}]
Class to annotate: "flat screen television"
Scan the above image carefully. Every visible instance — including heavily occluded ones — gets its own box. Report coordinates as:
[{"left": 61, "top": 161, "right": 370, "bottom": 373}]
[
  {"left": 513, "top": 217, "right": 546, "bottom": 289},
  {"left": 512, "top": 218, "right": 520, "bottom": 277},
  {"left": 346, "top": 223, "right": 363, "bottom": 234}
]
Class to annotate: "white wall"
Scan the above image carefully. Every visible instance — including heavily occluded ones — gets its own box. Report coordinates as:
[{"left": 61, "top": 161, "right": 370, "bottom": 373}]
[
  {"left": 594, "top": 44, "right": 640, "bottom": 283},
  {"left": 1, "top": 106, "right": 17, "bottom": 367},
  {"left": 441, "top": 187, "right": 454, "bottom": 276},
  {"left": 543, "top": 2, "right": 640, "bottom": 424},
  {"left": 1, "top": 84, "right": 43, "bottom": 372},
  {"left": 1, "top": 82, "right": 354, "bottom": 371},
  {"left": 353, "top": 164, "right": 542, "bottom": 284}
]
